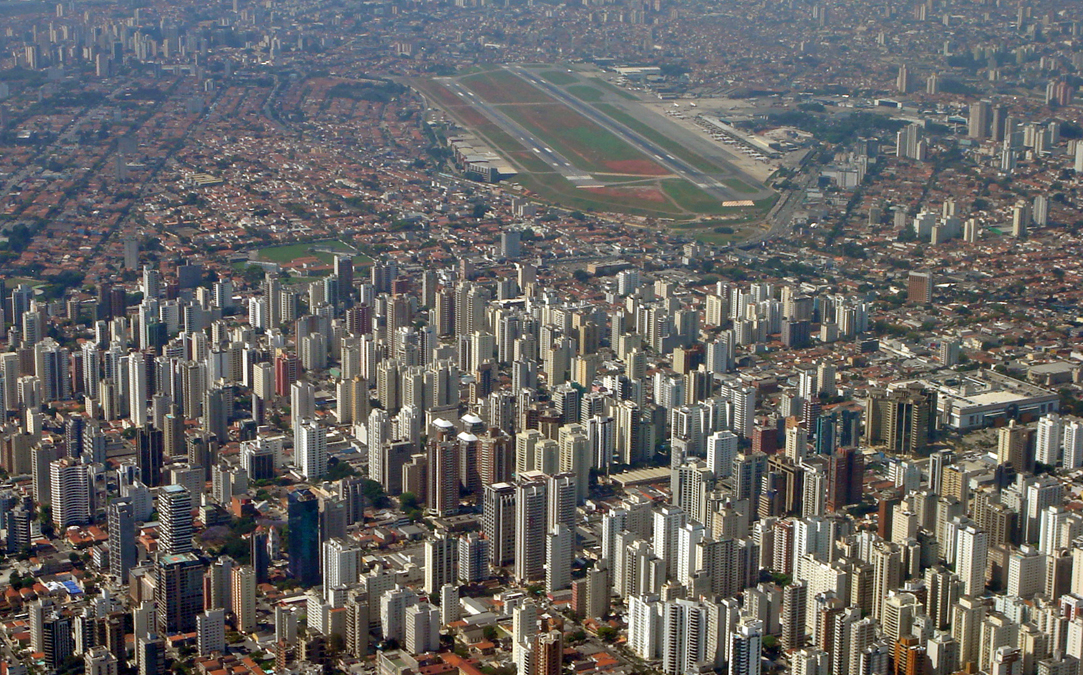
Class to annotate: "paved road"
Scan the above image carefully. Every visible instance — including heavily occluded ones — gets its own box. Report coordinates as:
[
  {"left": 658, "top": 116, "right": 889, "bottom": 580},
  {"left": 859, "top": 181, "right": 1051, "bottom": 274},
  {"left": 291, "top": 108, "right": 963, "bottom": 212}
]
[
  {"left": 0, "top": 100, "right": 114, "bottom": 228},
  {"left": 509, "top": 65, "right": 740, "bottom": 201},
  {"left": 738, "top": 168, "right": 816, "bottom": 248},
  {"left": 439, "top": 78, "right": 601, "bottom": 187}
]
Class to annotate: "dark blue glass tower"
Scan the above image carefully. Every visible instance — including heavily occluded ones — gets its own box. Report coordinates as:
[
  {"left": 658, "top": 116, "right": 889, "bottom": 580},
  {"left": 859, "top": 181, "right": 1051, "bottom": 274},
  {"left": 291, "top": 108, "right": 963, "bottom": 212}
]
[
  {"left": 288, "top": 488, "right": 321, "bottom": 587},
  {"left": 839, "top": 408, "right": 862, "bottom": 448},
  {"left": 815, "top": 413, "right": 838, "bottom": 455},
  {"left": 251, "top": 530, "right": 269, "bottom": 584}
]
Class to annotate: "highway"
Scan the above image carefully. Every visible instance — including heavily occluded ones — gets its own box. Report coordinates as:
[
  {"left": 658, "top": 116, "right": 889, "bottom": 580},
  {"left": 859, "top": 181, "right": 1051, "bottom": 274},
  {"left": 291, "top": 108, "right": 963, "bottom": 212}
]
[
  {"left": 439, "top": 78, "right": 602, "bottom": 187},
  {"left": 508, "top": 65, "right": 740, "bottom": 200},
  {"left": 739, "top": 172, "right": 815, "bottom": 248}
]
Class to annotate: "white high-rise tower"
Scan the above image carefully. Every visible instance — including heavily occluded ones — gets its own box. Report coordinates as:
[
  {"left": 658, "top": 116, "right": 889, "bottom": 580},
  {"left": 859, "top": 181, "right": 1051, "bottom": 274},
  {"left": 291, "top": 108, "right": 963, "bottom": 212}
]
[
  {"left": 955, "top": 523, "right": 988, "bottom": 597},
  {"left": 295, "top": 419, "right": 327, "bottom": 480},
  {"left": 129, "top": 352, "right": 148, "bottom": 427}
]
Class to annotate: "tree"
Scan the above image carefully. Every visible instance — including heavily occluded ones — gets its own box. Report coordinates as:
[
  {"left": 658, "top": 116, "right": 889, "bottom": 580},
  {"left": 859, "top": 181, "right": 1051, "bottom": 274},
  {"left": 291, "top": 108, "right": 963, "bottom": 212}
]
[
  {"left": 328, "top": 633, "right": 345, "bottom": 655},
  {"left": 399, "top": 492, "right": 424, "bottom": 521},
  {"left": 38, "top": 505, "right": 55, "bottom": 537},
  {"left": 524, "top": 583, "right": 545, "bottom": 596},
  {"left": 326, "top": 458, "right": 358, "bottom": 481},
  {"left": 8, "top": 571, "right": 30, "bottom": 590},
  {"left": 56, "top": 655, "right": 84, "bottom": 675},
  {"left": 572, "top": 269, "right": 591, "bottom": 283},
  {"left": 215, "top": 531, "right": 252, "bottom": 565},
  {"left": 361, "top": 479, "right": 389, "bottom": 508},
  {"left": 243, "top": 265, "right": 266, "bottom": 286},
  {"left": 770, "top": 572, "right": 792, "bottom": 587}
]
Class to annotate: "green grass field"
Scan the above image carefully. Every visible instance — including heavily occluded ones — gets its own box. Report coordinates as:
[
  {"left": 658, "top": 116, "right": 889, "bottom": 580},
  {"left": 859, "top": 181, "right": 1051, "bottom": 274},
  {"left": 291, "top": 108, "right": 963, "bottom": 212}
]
[
  {"left": 413, "top": 70, "right": 775, "bottom": 223},
  {"left": 461, "top": 70, "right": 553, "bottom": 105},
  {"left": 4, "top": 278, "right": 42, "bottom": 290},
  {"left": 566, "top": 85, "right": 605, "bottom": 102},
  {"left": 497, "top": 103, "right": 664, "bottom": 175},
  {"left": 414, "top": 78, "right": 468, "bottom": 109},
  {"left": 590, "top": 78, "right": 639, "bottom": 100},
  {"left": 695, "top": 231, "right": 744, "bottom": 245},
  {"left": 661, "top": 180, "right": 729, "bottom": 215},
  {"left": 513, "top": 173, "right": 685, "bottom": 217},
  {"left": 592, "top": 103, "right": 722, "bottom": 174},
  {"left": 660, "top": 182, "right": 778, "bottom": 216},
  {"left": 723, "top": 178, "right": 758, "bottom": 194},
  {"left": 447, "top": 102, "right": 553, "bottom": 173},
  {"left": 256, "top": 241, "right": 371, "bottom": 267},
  {"left": 540, "top": 70, "right": 578, "bottom": 85},
  {"left": 677, "top": 211, "right": 774, "bottom": 243},
  {"left": 412, "top": 78, "right": 552, "bottom": 174},
  {"left": 256, "top": 242, "right": 318, "bottom": 263},
  {"left": 456, "top": 65, "right": 488, "bottom": 76},
  {"left": 515, "top": 173, "right": 766, "bottom": 220},
  {"left": 457, "top": 71, "right": 666, "bottom": 176}
]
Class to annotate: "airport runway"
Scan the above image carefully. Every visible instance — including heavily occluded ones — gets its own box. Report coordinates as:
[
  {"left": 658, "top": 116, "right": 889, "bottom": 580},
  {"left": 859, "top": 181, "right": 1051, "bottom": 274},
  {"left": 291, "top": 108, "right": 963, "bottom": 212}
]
[
  {"left": 508, "top": 66, "right": 740, "bottom": 201},
  {"left": 439, "top": 78, "right": 603, "bottom": 188}
]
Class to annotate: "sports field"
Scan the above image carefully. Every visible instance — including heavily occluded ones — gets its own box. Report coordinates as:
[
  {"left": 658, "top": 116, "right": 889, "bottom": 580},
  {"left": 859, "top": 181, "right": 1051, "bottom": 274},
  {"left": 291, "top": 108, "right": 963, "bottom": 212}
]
[{"left": 255, "top": 240, "right": 371, "bottom": 267}]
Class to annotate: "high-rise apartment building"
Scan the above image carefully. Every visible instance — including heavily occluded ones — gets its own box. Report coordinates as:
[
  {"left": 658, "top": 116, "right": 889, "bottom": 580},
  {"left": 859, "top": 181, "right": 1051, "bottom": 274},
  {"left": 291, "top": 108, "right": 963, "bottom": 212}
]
[
  {"left": 653, "top": 505, "right": 687, "bottom": 580},
  {"left": 458, "top": 532, "right": 489, "bottom": 583},
  {"left": 404, "top": 602, "right": 440, "bottom": 654},
  {"left": 295, "top": 419, "right": 327, "bottom": 480},
  {"left": 546, "top": 524, "right": 573, "bottom": 592},
  {"left": 323, "top": 537, "right": 361, "bottom": 595},
  {"left": 955, "top": 523, "right": 989, "bottom": 597},
  {"left": 424, "top": 533, "right": 458, "bottom": 596},
  {"left": 428, "top": 419, "right": 460, "bottom": 516},
  {"left": 865, "top": 384, "right": 936, "bottom": 455},
  {"left": 515, "top": 478, "right": 548, "bottom": 583},
  {"left": 85, "top": 645, "right": 119, "bottom": 675},
  {"left": 231, "top": 566, "right": 257, "bottom": 633},
  {"left": 108, "top": 499, "right": 136, "bottom": 582},
  {"left": 483, "top": 482, "right": 516, "bottom": 569},
  {"left": 729, "top": 618, "right": 763, "bottom": 675},
  {"left": 908, "top": 271, "right": 934, "bottom": 305},
  {"left": 156, "top": 552, "right": 205, "bottom": 634},
  {"left": 50, "top": 458, "right": 90, "bottom": 528},
  {"left": 158, "top": 484, "right": 193, "bottom": 556},
  {"left": 196, "top": 609, "right": 225, "bottom": 656},
  {"left": 968, "top": 100, "right": 992, "bottom": 139}
]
